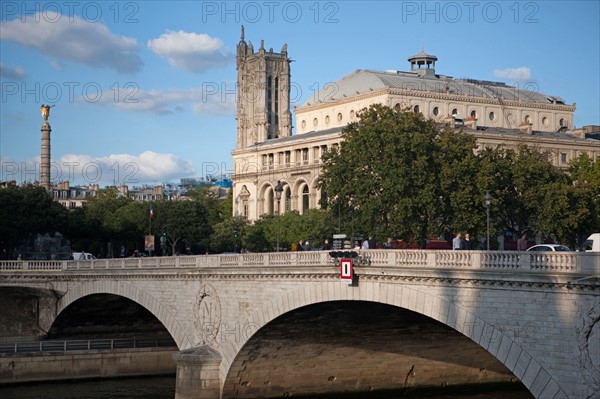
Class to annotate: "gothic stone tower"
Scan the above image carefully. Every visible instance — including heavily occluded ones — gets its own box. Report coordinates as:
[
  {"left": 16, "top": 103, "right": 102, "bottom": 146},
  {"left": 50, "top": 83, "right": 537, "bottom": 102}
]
[{"left": 236, "top": 26, "right": 292, "bottom": 149}]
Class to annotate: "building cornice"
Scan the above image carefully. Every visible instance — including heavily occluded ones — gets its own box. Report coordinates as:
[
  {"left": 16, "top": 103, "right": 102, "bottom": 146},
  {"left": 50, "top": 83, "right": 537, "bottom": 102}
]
[{"left": 2, "top": 268, "right": 596, "bottom": 292}]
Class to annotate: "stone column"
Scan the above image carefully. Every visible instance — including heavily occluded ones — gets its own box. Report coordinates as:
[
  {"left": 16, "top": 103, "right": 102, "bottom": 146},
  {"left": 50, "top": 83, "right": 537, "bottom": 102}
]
[
  {"left": 40, "top": 121, "right": 51, "bottom": 191},
  {"left": 173, "top": 346, "right": 222, "bottom": 399}
]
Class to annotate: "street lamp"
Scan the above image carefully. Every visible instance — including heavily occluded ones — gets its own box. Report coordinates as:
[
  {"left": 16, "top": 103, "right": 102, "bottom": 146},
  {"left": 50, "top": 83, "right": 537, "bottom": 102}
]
[
  {"left": 274, "top": 180, "right": 283, "bottom": 252},
  {"left": 485, "top": 191, "right": 492, "bottom": 250}
]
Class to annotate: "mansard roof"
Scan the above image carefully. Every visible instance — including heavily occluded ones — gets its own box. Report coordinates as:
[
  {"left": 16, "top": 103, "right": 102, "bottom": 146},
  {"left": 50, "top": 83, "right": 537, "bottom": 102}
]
[{"left": 300, "top": 68, "right": 570, "bottom": 108}]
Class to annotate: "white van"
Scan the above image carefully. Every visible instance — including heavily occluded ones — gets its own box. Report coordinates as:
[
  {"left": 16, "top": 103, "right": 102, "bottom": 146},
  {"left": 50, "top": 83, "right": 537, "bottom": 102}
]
[
  {"left": 72, "top": 252, "right": 97, "bottom": 260},
  {"left": 579, "top": 233, "right": 600, "bottom": 252}
]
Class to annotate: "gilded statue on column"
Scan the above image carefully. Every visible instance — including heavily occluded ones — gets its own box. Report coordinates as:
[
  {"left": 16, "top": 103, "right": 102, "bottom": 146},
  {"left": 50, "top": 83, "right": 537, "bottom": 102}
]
[{"left": 40, "top": 104, "right": 54, "bottom": 122}]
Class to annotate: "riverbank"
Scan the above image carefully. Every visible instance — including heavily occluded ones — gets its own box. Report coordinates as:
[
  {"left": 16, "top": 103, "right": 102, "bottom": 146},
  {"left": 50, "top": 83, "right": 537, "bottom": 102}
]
[
  {"left": 289, "top": 381, "right": 534, "bottom": 398},
  {"left": 0, "top": 376, "right": 534, "bottom": 399},
  {"left": 0, "top": 347, "right": 176, "bottom": 384}
]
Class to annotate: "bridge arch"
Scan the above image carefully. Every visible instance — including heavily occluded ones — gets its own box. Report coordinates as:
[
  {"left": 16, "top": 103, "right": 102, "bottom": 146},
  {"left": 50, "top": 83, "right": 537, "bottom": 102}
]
[
  {"left": 57, "top": 280, "right": 190, "bottom": 349},
  {"left": 219, "top": 280, "right": 566, "bottom": 398}
]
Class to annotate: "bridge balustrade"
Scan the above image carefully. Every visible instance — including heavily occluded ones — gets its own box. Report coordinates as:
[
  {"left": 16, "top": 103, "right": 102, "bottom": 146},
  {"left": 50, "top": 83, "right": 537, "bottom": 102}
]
[
  {"left": 482, "top": 252, "right": 521, "bottom": 269},
  {"left": 0, "top": 250, "right": 597, "bottom": 275}
]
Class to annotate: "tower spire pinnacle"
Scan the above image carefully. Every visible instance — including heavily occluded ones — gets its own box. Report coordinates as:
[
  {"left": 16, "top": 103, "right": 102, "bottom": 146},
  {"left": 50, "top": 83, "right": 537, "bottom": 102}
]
[{"left": 240, "top": 25, "right": 245, "bottom": 41}]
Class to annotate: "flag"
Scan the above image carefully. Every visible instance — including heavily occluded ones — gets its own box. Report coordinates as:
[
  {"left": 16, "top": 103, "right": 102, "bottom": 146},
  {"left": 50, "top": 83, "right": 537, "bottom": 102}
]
[{"left": 149, "top": 205, "right": 154, "bottom": 218}]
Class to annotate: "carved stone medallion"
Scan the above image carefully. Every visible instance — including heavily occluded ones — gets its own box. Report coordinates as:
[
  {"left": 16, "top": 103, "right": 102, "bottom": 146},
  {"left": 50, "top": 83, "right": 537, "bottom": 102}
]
[{"left": 576, "top": 298, "right": 600, "bottom": 398}]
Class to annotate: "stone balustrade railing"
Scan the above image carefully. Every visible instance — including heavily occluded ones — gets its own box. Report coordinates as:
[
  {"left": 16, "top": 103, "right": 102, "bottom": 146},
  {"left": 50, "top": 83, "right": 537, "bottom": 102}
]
[{"left": 0, "top": 250, "right": 598, "bottom": 275}]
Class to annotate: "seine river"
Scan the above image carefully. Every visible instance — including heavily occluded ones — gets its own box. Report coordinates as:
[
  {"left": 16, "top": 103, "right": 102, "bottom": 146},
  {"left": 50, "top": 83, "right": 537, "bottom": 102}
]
[{"left": 0, "top": 376, "right": 534, "bottom": 399}]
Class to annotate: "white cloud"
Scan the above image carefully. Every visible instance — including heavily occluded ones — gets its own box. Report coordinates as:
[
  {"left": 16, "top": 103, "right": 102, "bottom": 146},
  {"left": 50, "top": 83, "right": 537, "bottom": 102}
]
[
  {"left": 1, "top": 152, "right": 195, "bottom": 186},
  {"left": 90, "top": 86, "right": 236, "bottom": 116},
  {"left": 147, "top": 30, "right": 233, "bottom": 72},
  {"left": 493, "top": 67, "right": 532, "bottom": 81},
  {"left": 0, "top": 63, "right": 26, "bottom": 80},
  {"left": 0, "top": 12, "right": 141, "bottom": 73}
]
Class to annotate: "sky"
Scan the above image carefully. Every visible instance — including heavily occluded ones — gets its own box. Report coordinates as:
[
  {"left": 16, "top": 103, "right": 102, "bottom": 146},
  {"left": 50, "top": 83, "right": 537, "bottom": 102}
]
[{"left": 1, "top": 1, "right": 599, "bottom": 187}]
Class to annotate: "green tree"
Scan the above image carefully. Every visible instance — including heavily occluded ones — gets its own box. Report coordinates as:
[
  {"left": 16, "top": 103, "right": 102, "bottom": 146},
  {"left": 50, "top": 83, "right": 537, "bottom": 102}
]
[
  {"left": 243, "top": 209, "right": 335, "bottom": 252},
  {"left": 569, "top": 153, "right": 600, "bottom": 242},
  {"left": 83, "top": 188, "right": 132, "bottom": 256},
  {"left": 210, "top": 216, "right": 248, "bottom": 253},
  {"left": 319, "top": 104, "right": 478, "bottom": 247},
  {"left": 187, "top": 185, "right": 226, "bottom": 227},
  {"left": 0, "top": 185, "right": 68, "bottom": 257},
  {"left": 154, "top": 200, "right": 210, "bottom": 255},
  {"left": 437, "top": 127, "right": 481, "bottom": 238},
  {"left": 477, "top": 145, "right": 582, "bottom": 247}
]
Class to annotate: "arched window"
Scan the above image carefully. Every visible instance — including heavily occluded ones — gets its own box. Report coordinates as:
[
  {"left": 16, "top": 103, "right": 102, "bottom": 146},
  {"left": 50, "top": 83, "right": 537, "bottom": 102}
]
[
  {"left": 285, "top": 187, "right": 291, "bottom": 212},
  {"left": 302, "top": 185, "right": 310, "bottom": 213},
  {"left": 266, "top": 188, "right": 274, "bottom": 215}
]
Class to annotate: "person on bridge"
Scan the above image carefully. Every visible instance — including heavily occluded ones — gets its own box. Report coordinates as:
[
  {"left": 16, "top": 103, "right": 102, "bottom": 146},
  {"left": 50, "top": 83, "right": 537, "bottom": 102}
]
[
  {"left": 297, "top": 240, "right": 304, "bottom": 251},
  {"left": 453, "top": 232, "right": 463, "bottom": 250},
  {"left": 463, "top": 233, "right": 473, "bottom": 250},
  {"left": 517, "top": 234, "right": 528, "bottom": 251},
  {"left": 368, "top": 236, "right": 376, "bottom": 249},
  {"left": 383, "top": 237, "right": 393, "bottom": 249}
]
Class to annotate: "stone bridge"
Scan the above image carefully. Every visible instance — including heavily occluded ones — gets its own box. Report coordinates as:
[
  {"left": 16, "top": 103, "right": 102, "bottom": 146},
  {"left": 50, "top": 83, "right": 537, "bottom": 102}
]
[{"left": 0, "top": 250, "right": 599, "bottom": 399}]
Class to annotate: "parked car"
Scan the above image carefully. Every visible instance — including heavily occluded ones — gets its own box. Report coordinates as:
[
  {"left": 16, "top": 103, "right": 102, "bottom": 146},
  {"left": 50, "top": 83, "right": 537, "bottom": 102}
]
[
  {"left": 71, "top": 252, "right": 97, "bottom": 260},
  {"left": 578, "top": 233, "right": 600, "bottom": 252},
  {"left": 526, "top": 244, "right": 571, "bottom": 252}
]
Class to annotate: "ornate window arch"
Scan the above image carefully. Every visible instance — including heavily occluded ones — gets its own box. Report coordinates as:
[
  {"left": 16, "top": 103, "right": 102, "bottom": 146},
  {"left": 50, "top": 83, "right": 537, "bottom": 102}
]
[{"left": 302, "top": 185, "right": 310, "bottom": 214}]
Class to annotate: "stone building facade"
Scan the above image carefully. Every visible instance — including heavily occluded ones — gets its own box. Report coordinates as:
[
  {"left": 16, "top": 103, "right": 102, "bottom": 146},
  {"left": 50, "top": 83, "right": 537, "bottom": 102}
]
[{"left": 231, "top": 31, "right": 599, "bottom": 221}]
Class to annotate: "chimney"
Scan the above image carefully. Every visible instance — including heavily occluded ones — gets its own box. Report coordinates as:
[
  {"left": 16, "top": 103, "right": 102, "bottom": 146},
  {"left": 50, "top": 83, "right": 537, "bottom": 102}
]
[
  {"left": 519, "top": 121, "right": 532, "bottom": 134},
  {"left": 465, "top": 116, "right": 477, "bottom": 130}
]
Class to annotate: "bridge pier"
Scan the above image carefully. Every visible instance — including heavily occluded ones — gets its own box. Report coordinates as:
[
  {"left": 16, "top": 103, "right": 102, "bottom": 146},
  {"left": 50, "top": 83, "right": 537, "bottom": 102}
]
[{"left": 173, "top": 346, "right": 222, "bottom": 399}]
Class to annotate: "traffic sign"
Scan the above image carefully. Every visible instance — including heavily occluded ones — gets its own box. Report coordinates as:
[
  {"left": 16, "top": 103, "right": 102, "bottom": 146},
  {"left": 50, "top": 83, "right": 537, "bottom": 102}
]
[{"left": 340, "top": 258, "right": 353, "bottom": 280}]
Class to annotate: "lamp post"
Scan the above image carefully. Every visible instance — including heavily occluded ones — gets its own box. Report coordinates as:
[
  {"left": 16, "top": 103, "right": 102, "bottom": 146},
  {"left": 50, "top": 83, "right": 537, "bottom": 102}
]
[
  {"left": 485, "top": 191, "right": 492, "bottom": 250},
  {"left": 274, "top": 180, "right": 283, "bottom": 252}
]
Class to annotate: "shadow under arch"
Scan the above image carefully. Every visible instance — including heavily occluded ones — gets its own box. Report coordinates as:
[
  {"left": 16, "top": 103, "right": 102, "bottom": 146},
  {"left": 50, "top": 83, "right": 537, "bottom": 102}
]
[
  {"left": 219, "top": 280, "right": 566, "bottom": 398},
  {"left": 56, "top": 280, "right": 190, "bottom": 349}
]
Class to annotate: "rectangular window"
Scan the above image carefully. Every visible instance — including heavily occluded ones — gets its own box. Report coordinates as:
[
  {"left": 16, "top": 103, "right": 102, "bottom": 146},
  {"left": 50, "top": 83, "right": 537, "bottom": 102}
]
[
  {"left": 313, "top": 146, "right": 320, "bottom": 163},
  {"left": 561, "top": 153, "right": 567, "bottom": 164}
]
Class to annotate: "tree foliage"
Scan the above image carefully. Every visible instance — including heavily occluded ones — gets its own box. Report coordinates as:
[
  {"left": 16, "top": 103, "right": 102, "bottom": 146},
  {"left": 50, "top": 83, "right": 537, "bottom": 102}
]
[
  {"left": 319, "top": 104, "right": 483, "bottom": 247},
  {"left": 0, "top": 185, "right": 68, "bottom": 256},
  {"left": 319, "top": 104, "right": 594, "bottom": 248},
  {"left": 569, "top": 153, "right": 600, "bottom": 242}
]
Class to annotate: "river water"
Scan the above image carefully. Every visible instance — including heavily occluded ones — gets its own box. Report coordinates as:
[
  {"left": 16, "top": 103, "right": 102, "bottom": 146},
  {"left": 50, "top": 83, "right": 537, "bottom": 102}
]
[{"left": 0, "top": 376, "right": 534, "bottom": 399}]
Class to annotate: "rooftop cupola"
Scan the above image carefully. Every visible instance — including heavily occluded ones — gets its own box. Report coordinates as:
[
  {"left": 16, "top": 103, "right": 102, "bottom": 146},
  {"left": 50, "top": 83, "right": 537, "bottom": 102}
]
[{"left": 408, "top": 50, "right": 438, "bottom": 77}]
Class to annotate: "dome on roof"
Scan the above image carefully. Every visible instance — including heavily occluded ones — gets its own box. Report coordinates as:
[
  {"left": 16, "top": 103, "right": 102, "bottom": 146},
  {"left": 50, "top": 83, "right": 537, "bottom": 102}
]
[
  {"left": 408, "top": 50, "right": 438, "bottom": 76},
  {"left": 407, "top": 50, "right": 438, "bottom": 62}
]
